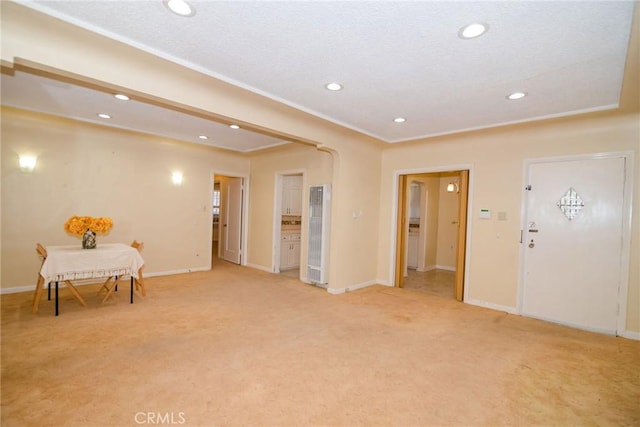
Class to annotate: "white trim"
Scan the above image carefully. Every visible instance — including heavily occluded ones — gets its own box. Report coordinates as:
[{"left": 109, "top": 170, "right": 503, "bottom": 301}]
[
  {"left": 0, "top": 267, "right": 212, "bottom": 295},
  {"left": 145, "top": 267, "right": 210, "bottom": 277},
  {"left": 3, "top": 285, "right": 49, "bottom": 294},
  {"left": 617, "top": 152, "right": 634, "bottom": 336},
  {"left": 272, "top": 173, "right": 284, "bottom": 273},
  {"left": 524, "top": 312, "right": 617, "bottom": 337},
  {"left": 465, "top": 298, "right": 518, "bottom": 315},
  {"left": 385, "top": 104, "right": 619, "bottom": 144},
  {"left": 620, "top": 330, "right": 640, "bottom": 341},
  {"left": 389, "top": 164, "right": 474, "bottom": 303},
  {"left": 13, "top": 2, "right": 621, "bottom": 146},
  {"left": 435, "top": 265, "right": 456, "bottom": 272},
  {"left": 209, "top": 172, "right": 216, "bottom": 270},
  {"left": 327, "top": 280, "right": 378, "bottom": 295},
  {"left": 211, "top": 170, "right": 250, "bottom": 267},
  {"left": 245, "top": 263, "right": 273, "bottom": 274},
  {"left": 272, "top": 169, "right": 306, "bottom": 274},
  {"left": 517, "top": 151, "right": 634, "bottom": 336}
]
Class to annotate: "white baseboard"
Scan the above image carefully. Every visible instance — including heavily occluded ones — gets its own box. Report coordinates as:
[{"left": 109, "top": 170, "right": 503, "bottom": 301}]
[
  {"left": 465, "top": 298, "right": 518, "bottom": 315},
  {"left": 376, "top": 279, "right": 394, "bottom": 287},
  {"left": 620, "top": 330, "right": 640, "bottom": 341},
  {"left": 327, "top": 279, "right": 378, "bottom": 295},
  {"left": 244, "top": 263, "right": 273, "bottom": 273},
  {"left": 2, "top": 285, "right": 46, "bottom": 294},
  {"left": 144, "top": 267, "right": 210, "bottom": 277},
  {"left": 436, "top": 265, "right": 456, "bottom": 272},
  {"left": 0, "top": 267, "right": 212, "bottom": 295},
  {"left": 2, "top": 279, "right": 114, "bottom": 294},
  {"left": 473, "top": 302, "right": 639, "bottom": 339}
]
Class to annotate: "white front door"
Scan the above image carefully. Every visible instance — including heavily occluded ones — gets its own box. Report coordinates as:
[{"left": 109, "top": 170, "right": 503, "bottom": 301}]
[
  {"left": 222, "top": 177, "right": 243, "bottom": 264},
  {"left": 522, "top": 156, "right": 626, "bottom": 334}
]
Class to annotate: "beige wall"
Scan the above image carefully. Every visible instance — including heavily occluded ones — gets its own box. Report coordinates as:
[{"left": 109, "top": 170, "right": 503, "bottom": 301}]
[
  {"left": 247, "top": 145, "right": 333, "bottom": 273},
  {"left": 325, "top": 141, "right": 382, "bottom": 291},
  {"left": 1, "top": 2, "right": 637, "bottom": 334},
  {"left": 436, "top": 177, "right": 459, "bottom": 269},
  {"left": 1, "top": 1, "right": 383, "bottom": 294},
  {"left": 1, "top": 108, "right": 249, "bottom": 288},
  {"left": 378, "top": 112, "right": 640, "bottom": 333}
]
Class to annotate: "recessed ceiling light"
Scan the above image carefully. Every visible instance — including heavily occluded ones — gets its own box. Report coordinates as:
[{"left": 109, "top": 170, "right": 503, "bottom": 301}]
[
  {"left": 229, "top": 124, "right": 240, "bottom": 130},
  {"left": 164, "top": 0, "right": 195, "bottom": 17},
  {"left": 507, "top": 92, "right": 527, "bottom": 100},
  {"left": 198, "top": 135, "right": 208, "bottom": 140},
  {"left": 97, "top": 113, "right": 111, "bottom": 119},
  {"left": 114, "top": 94, "right": 130, "bottom": 101},
  {"left": 393, "top": 117, "right": 406, "bottom": 123},
  {"left": 459, "top": 23, "right": 488, "bottom": 39},
  {"left": 325, "top": 82, "right": 343, "bottom": 91}
]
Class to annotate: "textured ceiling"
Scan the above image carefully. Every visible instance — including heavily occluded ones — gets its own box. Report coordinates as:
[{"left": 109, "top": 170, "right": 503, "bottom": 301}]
[
  {"left": 2, "top": 0, "right": 635, "bottom": 151},
  {"left": 1, "top": 70, "right": 289, "bottom": 152}
]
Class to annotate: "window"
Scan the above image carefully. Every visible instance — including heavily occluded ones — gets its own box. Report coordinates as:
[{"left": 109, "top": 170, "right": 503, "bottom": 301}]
[{"left": 212, "top": 189, "right": 221, "bottom": 217}]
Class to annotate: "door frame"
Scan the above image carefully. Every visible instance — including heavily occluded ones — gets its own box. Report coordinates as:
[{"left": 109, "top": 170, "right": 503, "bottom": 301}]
[
  {"left": 390, "top": 164, "right": 474, "bottom": 301},
  {"left": 272, "top": 169, "right": 306, "bottom": 274},
  {"left": 517, "top": 151, "right": 634, "bottom": 335},
  {"left": 209, "top": 170, "right": 250, "bottom": 268}
]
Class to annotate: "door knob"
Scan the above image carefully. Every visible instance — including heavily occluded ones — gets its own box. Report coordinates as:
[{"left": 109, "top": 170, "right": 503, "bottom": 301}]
[{"left": 528, "top": 240, "right": 535, "bottom": 248}]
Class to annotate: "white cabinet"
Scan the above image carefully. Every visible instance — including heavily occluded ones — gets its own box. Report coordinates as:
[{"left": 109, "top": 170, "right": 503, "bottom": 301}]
[
  {"left": 281, "top": 175, "right": 302, "bottom": 216},
  {"left": 409, "top": 183, "right": 421, "bottom": 220},
  {"left": 280, "top": 233, "right": 301, "bottom": 270}
]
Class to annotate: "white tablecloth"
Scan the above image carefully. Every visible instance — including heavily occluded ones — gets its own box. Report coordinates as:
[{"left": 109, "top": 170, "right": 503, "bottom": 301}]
[{"left": 40, "top": 243, "right": 144, "bottom": 283}]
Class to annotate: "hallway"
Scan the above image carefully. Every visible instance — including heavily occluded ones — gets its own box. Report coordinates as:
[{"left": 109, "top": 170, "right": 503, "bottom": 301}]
[{"left": 403, "top": 268, "right": 455, "bottom": 299}]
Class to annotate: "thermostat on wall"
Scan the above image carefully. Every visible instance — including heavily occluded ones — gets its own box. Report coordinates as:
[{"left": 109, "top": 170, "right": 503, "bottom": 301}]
[{"left": 479, "top": 209, "right": 491, "bottom": 219}]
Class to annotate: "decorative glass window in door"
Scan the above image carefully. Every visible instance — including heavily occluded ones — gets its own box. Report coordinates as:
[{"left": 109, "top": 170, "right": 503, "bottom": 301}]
[{"left": 557, "top": 187, "right": 584, "bottom": 220}]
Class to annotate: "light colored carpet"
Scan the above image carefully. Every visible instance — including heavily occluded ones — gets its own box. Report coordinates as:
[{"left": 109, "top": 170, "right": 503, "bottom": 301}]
[{"left": 2, "top": 259, "right": 639, "bottom": 426}]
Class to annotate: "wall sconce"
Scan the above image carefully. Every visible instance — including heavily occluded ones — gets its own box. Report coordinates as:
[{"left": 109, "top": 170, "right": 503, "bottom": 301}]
[
  {"left": 19, "top": 155, "right": 37, "bottom": 172},
  {"left": 446, "top": 182, "right": 459, "bottom": 193},
  {"left": 171, "top": 171, "right": 183, "bottom": 186}
]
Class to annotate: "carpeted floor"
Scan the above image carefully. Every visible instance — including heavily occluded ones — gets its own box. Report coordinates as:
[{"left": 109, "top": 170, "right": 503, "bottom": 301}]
[{"left": 2, "top": 259, "right": 639, "bottom": 426}]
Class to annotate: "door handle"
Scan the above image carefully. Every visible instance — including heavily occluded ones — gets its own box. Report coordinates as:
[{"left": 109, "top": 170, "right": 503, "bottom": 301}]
[{"left": 528, "top": 240, "right": 535, "bottom": 248}]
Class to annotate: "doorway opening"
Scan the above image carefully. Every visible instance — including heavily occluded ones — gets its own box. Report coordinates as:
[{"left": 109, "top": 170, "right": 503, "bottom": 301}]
[
  {"left": 394, "top": 169, "right": 469, "bottom": 301},
  {"left": 274, "top": 172, "right": 304, "bottom": 278},
  {"left": 212, "top": 173, "right": 246, "bottom": 267}
]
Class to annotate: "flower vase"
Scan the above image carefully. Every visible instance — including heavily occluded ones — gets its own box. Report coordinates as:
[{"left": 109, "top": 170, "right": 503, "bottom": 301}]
[{"left": 82, "top": 229, "right": 96, "bottom": 249}]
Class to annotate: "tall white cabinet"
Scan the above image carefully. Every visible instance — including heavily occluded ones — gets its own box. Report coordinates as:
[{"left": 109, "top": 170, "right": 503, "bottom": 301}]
[{"left": 281, "top": 175, "right": 303, "bottom": 215}]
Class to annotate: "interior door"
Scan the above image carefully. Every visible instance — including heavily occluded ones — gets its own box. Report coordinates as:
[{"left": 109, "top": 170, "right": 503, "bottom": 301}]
[
  {"left": 395, "top": 175, "right": 408, "bottom": 288},
  {"left": 522, "top": 157, "right": 626, "bottom": 334},
  {"left": 222, "top": 177, "right": 243, "bottom": 264},
  {"left": 454, "top": 170, "right": 469, "bottom": 301}
]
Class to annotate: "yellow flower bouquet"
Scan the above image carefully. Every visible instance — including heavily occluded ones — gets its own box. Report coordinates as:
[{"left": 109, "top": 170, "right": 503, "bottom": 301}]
[{"left": 64, "top": 216, "right": 113, "bottom": 235}]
